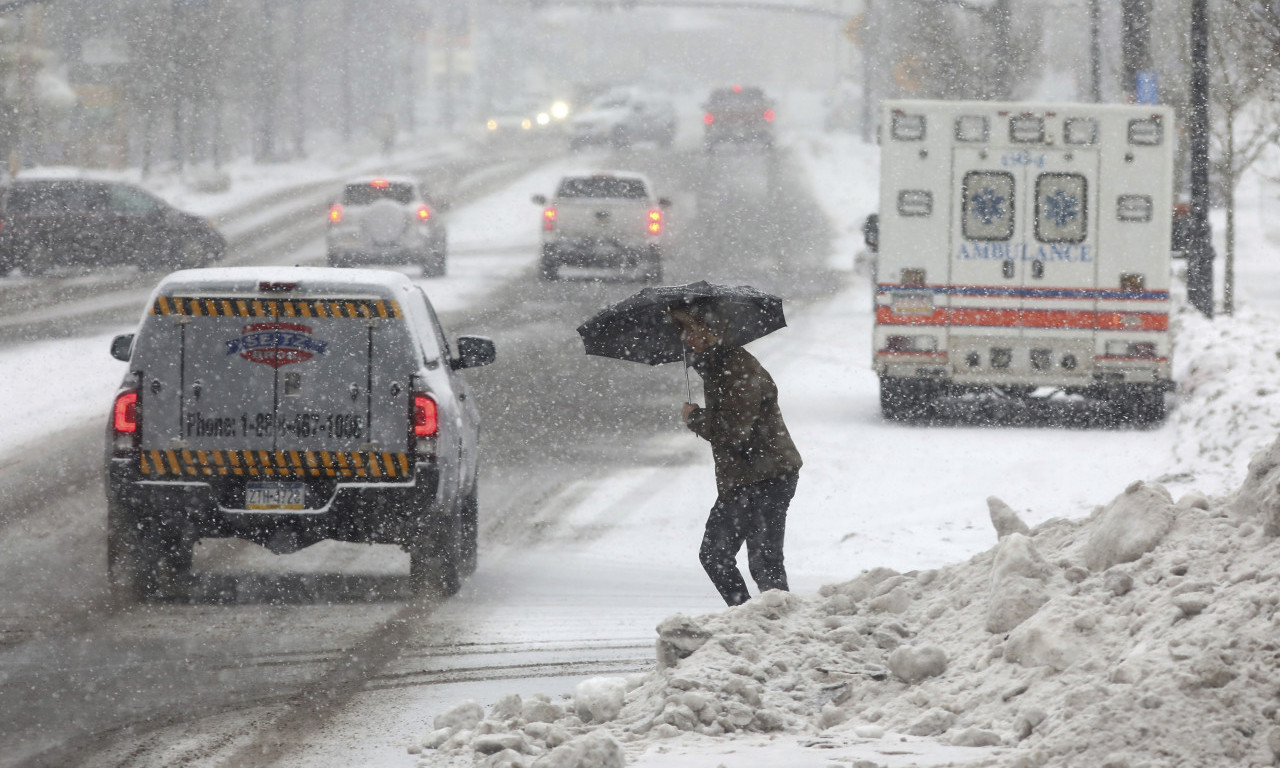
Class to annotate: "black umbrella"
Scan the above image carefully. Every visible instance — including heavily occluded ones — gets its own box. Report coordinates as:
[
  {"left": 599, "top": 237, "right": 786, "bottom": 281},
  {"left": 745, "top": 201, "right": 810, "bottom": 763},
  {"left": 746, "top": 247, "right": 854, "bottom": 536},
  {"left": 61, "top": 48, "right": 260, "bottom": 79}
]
[{"left": 576, "top": 281, "right": 786, "bottom": 367}]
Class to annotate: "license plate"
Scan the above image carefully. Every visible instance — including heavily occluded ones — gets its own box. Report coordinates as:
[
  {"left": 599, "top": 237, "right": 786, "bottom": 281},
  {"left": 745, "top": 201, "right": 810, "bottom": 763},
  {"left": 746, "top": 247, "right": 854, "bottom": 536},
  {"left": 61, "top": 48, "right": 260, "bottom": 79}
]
[{"left": 245, "top": 482, "right": 305, "bottom": 510}]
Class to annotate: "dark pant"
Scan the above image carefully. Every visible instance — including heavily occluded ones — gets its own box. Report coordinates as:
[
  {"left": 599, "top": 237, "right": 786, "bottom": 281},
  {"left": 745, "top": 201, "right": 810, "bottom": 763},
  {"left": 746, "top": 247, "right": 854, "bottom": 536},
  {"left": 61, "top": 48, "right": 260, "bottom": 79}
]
[{"left": 699, "top": 471, "right": 798, "bottom": 606}]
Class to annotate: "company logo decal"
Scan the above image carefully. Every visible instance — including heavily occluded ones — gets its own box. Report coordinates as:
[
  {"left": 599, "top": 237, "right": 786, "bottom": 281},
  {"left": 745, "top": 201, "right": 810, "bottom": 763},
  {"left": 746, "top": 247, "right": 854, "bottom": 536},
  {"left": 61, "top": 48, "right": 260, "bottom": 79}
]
[{"left": 226, "top": 322, "right": 328, "bottom": 368}]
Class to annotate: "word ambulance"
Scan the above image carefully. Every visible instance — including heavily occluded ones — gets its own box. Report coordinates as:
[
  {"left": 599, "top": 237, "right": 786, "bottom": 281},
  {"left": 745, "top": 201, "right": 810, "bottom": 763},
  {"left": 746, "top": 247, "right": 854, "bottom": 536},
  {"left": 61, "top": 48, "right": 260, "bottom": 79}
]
[{"left": 872, "top": 99, "right": 1175, "bottom": 423}]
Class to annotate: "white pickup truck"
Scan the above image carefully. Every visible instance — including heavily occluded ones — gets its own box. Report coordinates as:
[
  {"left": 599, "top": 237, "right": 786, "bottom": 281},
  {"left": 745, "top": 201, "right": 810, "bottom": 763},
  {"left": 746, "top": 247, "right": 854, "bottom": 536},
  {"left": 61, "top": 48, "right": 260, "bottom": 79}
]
[{"left": 532, "top": 171, "right": 671, "bottom": 282}]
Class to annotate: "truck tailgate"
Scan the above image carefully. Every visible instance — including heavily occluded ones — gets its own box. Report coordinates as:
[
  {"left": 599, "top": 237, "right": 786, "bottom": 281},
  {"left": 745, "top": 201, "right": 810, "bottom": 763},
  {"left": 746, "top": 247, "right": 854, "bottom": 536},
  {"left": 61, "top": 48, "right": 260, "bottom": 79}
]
[{"left": 134, "top": 295, "right": 413, "bottom": 483}]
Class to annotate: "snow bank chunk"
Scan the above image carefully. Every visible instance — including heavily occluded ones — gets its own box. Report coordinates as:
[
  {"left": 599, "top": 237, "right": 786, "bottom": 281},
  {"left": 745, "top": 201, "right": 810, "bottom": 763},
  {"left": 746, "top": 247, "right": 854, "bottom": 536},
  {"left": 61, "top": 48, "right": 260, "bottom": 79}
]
[
  {"left": 655, "top": 614, "right": 711, "bottom": 668},
  {"left": 1003, "top": 612, "right": 1079, "bottom": 671},
  {"left": 1230, "top": 435, "right": 1280, "bottom": 535},
  {"left": 985, "top": 533, "right": 1052, "bottom": 633},
  {"left": 479, "top": 748, "right": 528, "bottom": 768},
  {"left": 531, "top": 731, "right": 624, "bottom": 768},
  {"left": 988, "top": 496, "right": 1030, "bottom": 539},
  {"left": 1083, "top": 481, "right": 1174, "bottom": 571},
  {"left": 573, "top": 677, "right": 628, "bottom": 723},
  {"left": 435, "top": 700, "right": 484, "bottom": 731},
  {"left": 887, "top": 643, "right": 948, "bottom": 683}
]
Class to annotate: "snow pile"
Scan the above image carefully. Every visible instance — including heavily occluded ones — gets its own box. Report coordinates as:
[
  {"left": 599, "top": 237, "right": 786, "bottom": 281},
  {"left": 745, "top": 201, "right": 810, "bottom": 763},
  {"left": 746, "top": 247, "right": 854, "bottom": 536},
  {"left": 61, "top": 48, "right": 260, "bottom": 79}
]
[
  {"left": 411, "top": 437, "right": 1280, "bottom": 767},
  {"left": 1169, "top": 302, "right": 1280, "bottom": 494}
]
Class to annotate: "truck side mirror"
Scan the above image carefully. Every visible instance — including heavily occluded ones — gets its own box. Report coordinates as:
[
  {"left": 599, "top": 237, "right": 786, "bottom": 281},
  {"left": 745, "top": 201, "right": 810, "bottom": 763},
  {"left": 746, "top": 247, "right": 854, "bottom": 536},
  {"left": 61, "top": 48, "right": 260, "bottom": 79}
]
[
  {"left": 531, "top": 194, "right": 547, "bottom": 206},
  {"left": 451, "top": 335, "right": 496, "bottom": 370},
  {"left": 110, "top": 333, "right": 134, "bottom": 362},
  {"left": 862, "top": 213, "right": 879, "bottom": 252}
]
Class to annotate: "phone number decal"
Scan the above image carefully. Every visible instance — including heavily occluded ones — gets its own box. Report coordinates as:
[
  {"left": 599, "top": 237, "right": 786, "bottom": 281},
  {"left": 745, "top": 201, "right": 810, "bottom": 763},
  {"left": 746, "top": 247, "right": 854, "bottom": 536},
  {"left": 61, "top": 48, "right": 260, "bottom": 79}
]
[{"left": 185, "top": 411, "right": 364, "bottom": 439}]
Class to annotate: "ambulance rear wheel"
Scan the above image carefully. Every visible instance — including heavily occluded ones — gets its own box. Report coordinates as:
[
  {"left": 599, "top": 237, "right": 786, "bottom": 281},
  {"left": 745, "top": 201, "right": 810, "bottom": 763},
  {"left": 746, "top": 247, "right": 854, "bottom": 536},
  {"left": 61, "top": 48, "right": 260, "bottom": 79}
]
[
  {"left": 1113, "top": 384, "right": 1166, "bottom": 426},
  {"left": 879, "top": 378, "right": 935, "bottom": 422}
]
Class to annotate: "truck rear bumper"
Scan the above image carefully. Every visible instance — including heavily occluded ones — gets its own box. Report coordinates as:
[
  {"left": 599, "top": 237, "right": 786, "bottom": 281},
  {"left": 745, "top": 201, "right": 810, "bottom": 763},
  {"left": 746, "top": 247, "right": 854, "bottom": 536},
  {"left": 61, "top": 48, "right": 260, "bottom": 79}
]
[
  {"left": 545, "top": 240, "right": 656, "bottom": 268},
  {"left": 107, "top": 458, "right": 443, "bottom": 549}
]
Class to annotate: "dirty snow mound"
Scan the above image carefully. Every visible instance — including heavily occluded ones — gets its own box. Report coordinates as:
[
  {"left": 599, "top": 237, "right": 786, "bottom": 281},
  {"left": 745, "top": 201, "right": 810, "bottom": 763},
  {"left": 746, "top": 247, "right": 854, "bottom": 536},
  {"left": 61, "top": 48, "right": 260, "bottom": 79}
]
[{"left": 412, "top": 436, "right": 1280, "bottom": 767}]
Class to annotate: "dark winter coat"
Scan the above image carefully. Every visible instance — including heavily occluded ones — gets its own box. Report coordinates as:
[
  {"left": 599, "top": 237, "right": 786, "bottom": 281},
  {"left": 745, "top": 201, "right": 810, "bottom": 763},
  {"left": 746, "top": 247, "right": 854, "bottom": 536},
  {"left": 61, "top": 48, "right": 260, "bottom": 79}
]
[{"left": 686, "top": 345, "right": 802, "bottom": 495}]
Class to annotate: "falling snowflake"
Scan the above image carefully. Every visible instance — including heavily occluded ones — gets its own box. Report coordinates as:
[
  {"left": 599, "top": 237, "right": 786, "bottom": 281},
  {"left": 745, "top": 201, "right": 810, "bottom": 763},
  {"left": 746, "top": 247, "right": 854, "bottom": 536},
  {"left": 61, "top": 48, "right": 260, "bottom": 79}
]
[
  {"left": 1043, "top": 189, "right": 1080, "bottom": 228},
  {"left": 970, "top": 187, "right": 1006, "bottom": 225}
]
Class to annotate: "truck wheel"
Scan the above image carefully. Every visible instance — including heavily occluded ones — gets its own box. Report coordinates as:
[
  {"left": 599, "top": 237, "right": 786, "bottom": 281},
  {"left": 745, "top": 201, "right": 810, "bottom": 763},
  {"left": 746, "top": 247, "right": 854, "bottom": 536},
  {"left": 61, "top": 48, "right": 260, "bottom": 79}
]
[
  {"left": 539, "top": 245, "right": 560, "bottom": 281},
  {"left": 408, "top": 514, "right": 462, "bottom": 598},
  {"left": 1113, "top": 384, "right": 1166, "bottom": 426},
  {"left": 459, "top": 487, "right": 478, "bottom": 577},
  {"left": 641, "top": 248, "right": 663, "bottom": 283},
  {"left": 326, "top": 250, "right": 346, "bottom": 269},
  {"left": 420, "top": 248, "right": 446, "bottom": 277},
  {"left": 879, "top": 378, "right": 934, "bottom": 422},
  {"left": 107, "top": 501, "right": 144, "bottom": 602},
  {"left": 122, "top": 517, "right": 194, "bottom": 601}
]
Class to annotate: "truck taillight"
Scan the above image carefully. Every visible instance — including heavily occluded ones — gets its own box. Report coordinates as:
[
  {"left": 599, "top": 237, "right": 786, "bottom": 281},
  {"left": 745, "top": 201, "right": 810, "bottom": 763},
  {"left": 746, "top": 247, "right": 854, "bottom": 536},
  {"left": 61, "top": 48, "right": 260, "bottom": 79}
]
[
  {"left": 328, "top": 203, "right": 343, "bottom": 224},
  {"left": 112, "top": 389, "right": 139, "bottom": 454},
  {"left": 113, "top": 390, "right": 138, "bottom": 434},
  {"left": 415, "top": 204, "right": 432, "bottom": 221},
  {"left": 703, "top": 112, "right": 715, "bottom": 126},
  {"left": 542, "top": 206, "right": 557, "bottom": 231},
  {"left": 647, "top": 208, "right": 663, "bottom": 236},
  {"left": 412, "top": 393, "right": 438, "bottom": 438},
  {"left": 763, "top": 108, "right": 775, "bottom": 122}
]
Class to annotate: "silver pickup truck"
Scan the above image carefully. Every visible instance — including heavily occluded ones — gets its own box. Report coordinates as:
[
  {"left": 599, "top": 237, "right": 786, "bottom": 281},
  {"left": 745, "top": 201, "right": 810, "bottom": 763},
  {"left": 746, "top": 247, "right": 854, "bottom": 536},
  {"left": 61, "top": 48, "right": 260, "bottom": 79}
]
[
  {"left": 105, "top": 267, "right": 495, "bottom": 600},
  {"left": 532, "top": 172, "right": 670, "bottom": 282}
]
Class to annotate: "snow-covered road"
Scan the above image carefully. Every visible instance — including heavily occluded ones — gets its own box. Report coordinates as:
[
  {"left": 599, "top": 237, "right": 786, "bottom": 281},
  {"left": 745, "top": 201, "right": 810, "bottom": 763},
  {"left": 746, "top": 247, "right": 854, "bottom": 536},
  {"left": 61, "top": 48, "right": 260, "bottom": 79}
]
[{"left": 5, "top": 104, "right": 1280, "bottom": 767}]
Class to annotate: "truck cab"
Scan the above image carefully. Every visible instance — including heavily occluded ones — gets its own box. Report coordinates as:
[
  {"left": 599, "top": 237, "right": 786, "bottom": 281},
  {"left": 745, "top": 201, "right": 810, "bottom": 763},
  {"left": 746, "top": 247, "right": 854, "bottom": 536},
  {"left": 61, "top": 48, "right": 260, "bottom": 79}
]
[{"left": 873, "top": 100, "right": 1175, "bottom": 423}]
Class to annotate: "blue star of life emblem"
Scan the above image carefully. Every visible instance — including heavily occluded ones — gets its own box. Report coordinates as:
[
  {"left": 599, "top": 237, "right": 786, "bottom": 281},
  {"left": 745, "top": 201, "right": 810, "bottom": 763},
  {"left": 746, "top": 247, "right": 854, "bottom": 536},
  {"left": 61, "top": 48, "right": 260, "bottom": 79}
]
[
  {"left": 1043, "top": 189, "right": 1080, "bottom": 227},
  {"left": 971, "top": 187, "right": 1006, "bottom": 225}
]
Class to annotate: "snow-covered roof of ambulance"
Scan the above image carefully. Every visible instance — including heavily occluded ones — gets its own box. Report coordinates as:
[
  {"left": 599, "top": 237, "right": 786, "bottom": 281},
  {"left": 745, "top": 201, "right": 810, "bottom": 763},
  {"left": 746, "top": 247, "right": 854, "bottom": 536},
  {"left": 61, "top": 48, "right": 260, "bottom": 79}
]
[{"left": 149, "top": 266, "right": 417, "bottom": 298}]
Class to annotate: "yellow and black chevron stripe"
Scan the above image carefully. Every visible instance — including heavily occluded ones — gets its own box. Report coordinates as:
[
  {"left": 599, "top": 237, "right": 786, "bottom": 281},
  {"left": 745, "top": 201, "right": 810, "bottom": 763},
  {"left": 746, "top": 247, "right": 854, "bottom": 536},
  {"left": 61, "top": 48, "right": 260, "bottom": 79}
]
[
  {"left": 151, "top": 296, "right": 403, "bottom": 320},
  {"left": 140, "top": 449, "right": 411, "bottom": 480}
]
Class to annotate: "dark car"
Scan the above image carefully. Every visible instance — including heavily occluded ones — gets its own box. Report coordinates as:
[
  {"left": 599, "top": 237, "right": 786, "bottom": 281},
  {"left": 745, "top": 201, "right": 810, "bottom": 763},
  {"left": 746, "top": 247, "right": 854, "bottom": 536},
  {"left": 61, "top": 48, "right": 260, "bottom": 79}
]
[
  {"left": 0, "top": 178, "right": 226, "bottom": 276},
  {"left": 702, "top": 86, "right": 776, "bottom": 152}
]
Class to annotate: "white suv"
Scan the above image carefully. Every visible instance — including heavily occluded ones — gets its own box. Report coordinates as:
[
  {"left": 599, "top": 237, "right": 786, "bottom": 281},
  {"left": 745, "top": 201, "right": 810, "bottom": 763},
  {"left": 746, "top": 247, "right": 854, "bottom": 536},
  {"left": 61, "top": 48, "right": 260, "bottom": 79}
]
[
  {"left": 326, "top": 176, "right": 449, "bottom": 276},
  {"left": 568, "top": 88, "right": 677, "bottom": 150},
  {"left": 532, "top": 171, "right": 670, "bottom": 282}
]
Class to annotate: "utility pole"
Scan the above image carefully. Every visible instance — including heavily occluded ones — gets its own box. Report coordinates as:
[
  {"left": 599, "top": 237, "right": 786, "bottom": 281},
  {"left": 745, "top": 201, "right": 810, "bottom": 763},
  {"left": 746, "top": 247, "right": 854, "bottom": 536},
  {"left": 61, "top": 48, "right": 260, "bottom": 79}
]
[
  {"left": 988, "top": 0, "right": 1012, "bottom": 99},
  {"left": 1185, "top": 0, "right": 1214, "bottom": 317},
  {"left": 1088, "top": 0, "right": 1100, "bottom": 101},
  {"left": 860, "top": 0, "right": 874, "bottom": 142},
  {"left": 1121, "top": 0, "right": 1151, "bottom": 102}
]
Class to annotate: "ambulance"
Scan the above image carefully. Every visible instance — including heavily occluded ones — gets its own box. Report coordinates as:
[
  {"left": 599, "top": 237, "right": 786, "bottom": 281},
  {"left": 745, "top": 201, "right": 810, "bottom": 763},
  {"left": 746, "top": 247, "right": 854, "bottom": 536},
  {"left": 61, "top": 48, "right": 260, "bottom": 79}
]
[{"left": 871, "top": 99, "right": 1175, "bottom": 422}]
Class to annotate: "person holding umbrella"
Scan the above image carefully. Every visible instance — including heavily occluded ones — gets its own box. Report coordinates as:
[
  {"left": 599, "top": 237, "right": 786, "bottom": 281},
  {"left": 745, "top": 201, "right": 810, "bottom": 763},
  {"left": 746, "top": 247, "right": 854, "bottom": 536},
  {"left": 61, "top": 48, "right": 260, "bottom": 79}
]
[
  {"left": 576, "top": 281, "right": 802, "bottom": 607},
  {"left": 669, "top": 300, "right": 802, "bottom": 607}
]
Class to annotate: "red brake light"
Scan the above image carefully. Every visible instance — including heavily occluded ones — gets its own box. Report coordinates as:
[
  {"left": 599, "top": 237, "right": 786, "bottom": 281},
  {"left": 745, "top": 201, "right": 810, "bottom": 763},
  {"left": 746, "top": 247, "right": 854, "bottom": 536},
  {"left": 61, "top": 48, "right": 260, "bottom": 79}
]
[
  {"left": 413, "top": 393, "right": 438, "bottom": 437},
  {"left": 763, "top": 108, "right": 775, "bottom": 122},
  {"left": 542, "top": 206, "right": 557, "bottom": 231},
  {"left": 703, "top": 112, "right": 714, "bottom": 126},
  {"left": 647, "top": 208, "right": 663, "bottom": 236},
  {"left": 415, "top": 204, "right": 432, "bottom": 221},
  {"left": 732, "top": 84, "right": 742, "bottom": 93},
  {"left": 113, "top": 391, "right": 138, "bottom": 434},
  {"left": 370, "top": 178, "right": 390, "bottom": 189},
  {"left": 329, "top": 203, "right": 343, "bottom": 223}
]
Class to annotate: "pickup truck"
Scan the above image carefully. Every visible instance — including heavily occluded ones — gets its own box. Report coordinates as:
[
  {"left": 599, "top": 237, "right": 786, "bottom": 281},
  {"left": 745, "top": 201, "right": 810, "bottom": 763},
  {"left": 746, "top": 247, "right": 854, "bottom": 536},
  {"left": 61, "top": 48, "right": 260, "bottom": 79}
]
[
  {"left": 532, "top": 172, "right": 671, "bottom": 282},
  {"left": 105, "top": 267, "right": 496, "bottom": 600}
]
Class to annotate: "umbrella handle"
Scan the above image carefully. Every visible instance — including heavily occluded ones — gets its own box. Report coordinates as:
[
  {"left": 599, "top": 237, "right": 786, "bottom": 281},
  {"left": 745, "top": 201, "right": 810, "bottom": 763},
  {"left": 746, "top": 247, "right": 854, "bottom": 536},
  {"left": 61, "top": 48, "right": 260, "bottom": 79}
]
[{"left": 684, "top": 348, "right": 692, "bottom": 402}]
